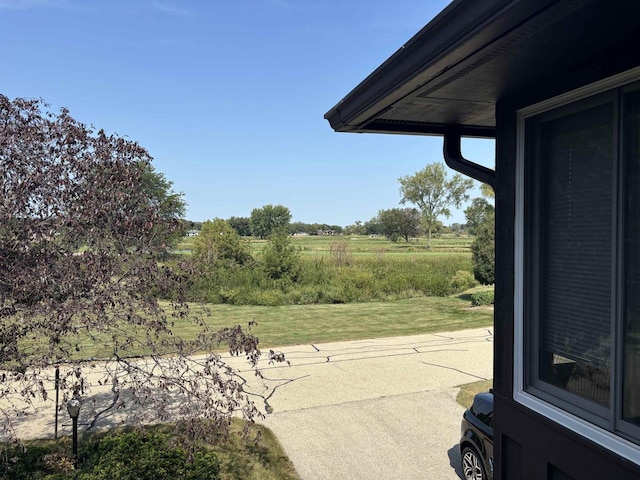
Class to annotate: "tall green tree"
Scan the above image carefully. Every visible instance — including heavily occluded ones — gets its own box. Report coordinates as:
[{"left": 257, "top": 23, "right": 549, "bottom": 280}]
[
  {"left": 464, "top": 197, "right": 494, "bottom": 235},
  {"left": 480, "top": 182, "right": 495, "bottom": 199},
  {"left": 227, "top": 216, "right": 252, "bottom": 237},
  {"left": 377, "top": 208, "right": 421, "bottom": 242},
  {"left": 140, "top": 163, "right": 186, "bottom": 220},
  {"left": 250, "top": 204, "right": 292, "bottom": 239},
  {"left": 139, "top": 162, "right": 186, "bottom": 249},
  {"left": 471, "top": 212, "right": 495, "bottom": 285},
  {"left": 364, "top": 218, "right": 382, "bottom": 235},
  {"left": 343, "top": 220, "right": 366, "bottom": 236},
  {"left": 399, "top": 162, "right": 474, "bottom": 247}
]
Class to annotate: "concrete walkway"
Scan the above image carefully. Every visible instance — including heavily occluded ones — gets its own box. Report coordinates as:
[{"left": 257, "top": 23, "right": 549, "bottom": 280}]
[{"left": 255, "top": 328, "right": 494, "bottom": 480}]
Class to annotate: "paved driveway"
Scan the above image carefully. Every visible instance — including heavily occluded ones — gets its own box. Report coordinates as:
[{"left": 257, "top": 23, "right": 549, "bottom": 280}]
[
  {"left": 255, "top": 328, "right": 494, "bottom": 480},
  {"left": 3, "top": 327, "right": 492, "bottom": 479}
]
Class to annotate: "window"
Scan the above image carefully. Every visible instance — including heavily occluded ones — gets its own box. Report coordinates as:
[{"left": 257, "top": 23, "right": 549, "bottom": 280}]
[{"left": 517, "top": 73, "right": 640, "bottom": 455}]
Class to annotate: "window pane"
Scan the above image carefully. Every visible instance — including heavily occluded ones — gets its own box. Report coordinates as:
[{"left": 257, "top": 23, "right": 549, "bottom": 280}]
[
  {"left": 623, "top": 90, "right": 640, "bottom": 427},
  {"left": 531, "top": 101, "right": 614, "bottom": 406}
]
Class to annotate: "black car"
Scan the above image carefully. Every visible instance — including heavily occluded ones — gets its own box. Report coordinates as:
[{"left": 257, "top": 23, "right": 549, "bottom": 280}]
[{"left": 460, "top": 392, "right": 494, "bottom": 480}]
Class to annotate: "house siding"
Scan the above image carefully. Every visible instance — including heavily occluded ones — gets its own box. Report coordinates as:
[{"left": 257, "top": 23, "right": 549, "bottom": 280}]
[{"left": 493, "top": 41, "right": 640, "bottom": 480}]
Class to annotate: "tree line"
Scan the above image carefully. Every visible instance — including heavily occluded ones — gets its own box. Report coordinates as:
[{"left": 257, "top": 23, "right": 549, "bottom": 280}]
[{"left": 185, "top": 163, "right": 491, "bottom": 253}]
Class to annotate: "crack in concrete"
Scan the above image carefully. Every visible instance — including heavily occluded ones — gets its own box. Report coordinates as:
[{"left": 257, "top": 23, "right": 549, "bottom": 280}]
[
  {"left": 419, "top": 361, "right": 488, "bottom": 381},
  {"left": 236, "top": 340, "right": 488, "bottom": 373}
]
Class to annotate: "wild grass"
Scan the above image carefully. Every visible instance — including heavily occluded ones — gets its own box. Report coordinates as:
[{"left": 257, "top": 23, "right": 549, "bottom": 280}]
[{"left": 188, "top": 253, "right": 477, "bottom": 306}]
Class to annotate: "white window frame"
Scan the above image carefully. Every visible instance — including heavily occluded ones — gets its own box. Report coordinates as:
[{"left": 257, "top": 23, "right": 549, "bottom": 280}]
[{"left": 514, "top": 66, "right": 640, "bottom": 466}]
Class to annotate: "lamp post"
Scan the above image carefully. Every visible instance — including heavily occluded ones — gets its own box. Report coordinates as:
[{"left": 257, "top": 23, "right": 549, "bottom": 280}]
[{"left": 66, "top": 398, "right": 82, "bottom": 464}]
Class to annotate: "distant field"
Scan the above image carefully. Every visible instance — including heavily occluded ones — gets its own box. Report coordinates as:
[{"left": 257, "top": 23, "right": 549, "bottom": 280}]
[{"left": 176, "top": 233, "right": 474, "bottom": 257}]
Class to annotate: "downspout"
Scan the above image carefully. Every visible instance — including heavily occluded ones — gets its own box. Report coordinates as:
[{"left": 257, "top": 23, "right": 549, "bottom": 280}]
[{"left": 443, "top": 132, "right": 495, "bottom": 189}]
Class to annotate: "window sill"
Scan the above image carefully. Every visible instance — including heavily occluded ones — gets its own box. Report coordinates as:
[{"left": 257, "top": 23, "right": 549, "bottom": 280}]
[{"left": 514, "top": 390, "right": 640, "bottom": 467}]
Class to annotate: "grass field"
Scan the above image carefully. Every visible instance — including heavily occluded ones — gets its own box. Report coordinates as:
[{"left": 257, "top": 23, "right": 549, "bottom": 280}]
[
  {"left": 178, "top": 290, "right": 493, "bottom": 349},
  {"left": 176, "top": 233, "right": 474, "bottom": 257},
  {"left": 58, "top": 288, "right": 493, "bottom": 360}
]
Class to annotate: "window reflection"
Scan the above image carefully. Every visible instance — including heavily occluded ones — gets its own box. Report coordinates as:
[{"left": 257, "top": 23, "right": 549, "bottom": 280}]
[
  {"left": 534, "top": 101, "right": 614, "bottom": 407},
  {"left": 624, "top": 90, "right": 640, "bottom": 427}
]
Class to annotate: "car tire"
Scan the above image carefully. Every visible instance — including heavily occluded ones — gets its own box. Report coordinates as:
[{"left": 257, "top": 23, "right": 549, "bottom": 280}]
[{"left": 461, "top": 446, "right": 487, "bottom": 480}]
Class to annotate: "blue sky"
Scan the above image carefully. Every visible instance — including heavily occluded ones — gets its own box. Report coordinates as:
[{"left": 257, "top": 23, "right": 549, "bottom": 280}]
[{"left": 0, "top": 0, "right": 494, "bottom": 227}]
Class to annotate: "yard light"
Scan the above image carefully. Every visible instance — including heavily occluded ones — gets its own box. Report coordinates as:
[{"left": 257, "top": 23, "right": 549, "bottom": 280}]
[{"left": 66, "top": 398, "right": 82, "bottom": 463}]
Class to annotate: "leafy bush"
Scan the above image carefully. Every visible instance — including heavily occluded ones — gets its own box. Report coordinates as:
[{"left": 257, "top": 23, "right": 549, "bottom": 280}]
[
  {"left": 1, "top": 431, "right": 220, "bottom": 480},
  {"left": 80, "top": 430, "right": 219, "bottom": 480},
  {"left": 193, "top": 219, "right": 252, "bottom": 267},
  {"left": 1, "top": 444, "right": 61, "bottom": 479},
  {"left": 470, "top": 290, "right": 494, "bottom": 306},
  {"left": 261, "top": 230, "right": 300, "bottom": 280},
  {"left": 186, "top": 252, "right": 476, "bottom": 305},
  {"left": 451, "top": 270, "right": 477, "bottom": 292}
]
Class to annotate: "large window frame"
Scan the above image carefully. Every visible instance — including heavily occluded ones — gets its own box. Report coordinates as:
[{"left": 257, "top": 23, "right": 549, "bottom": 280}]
[{"left": 514, "top": 66, "right": 640, "bottom": 466}]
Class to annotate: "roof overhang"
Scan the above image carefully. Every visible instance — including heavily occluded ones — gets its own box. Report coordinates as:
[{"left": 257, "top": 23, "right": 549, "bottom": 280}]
[{"left": 325, "top": 0, "right": 640, "bottom": 138}]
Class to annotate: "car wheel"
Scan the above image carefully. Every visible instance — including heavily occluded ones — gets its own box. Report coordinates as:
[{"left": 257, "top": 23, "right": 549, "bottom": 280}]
[{"left": 462, "top": 446, "right": 487, "bottom": 480}]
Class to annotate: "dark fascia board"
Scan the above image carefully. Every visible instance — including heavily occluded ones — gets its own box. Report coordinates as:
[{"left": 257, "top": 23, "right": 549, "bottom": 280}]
[
  {"left": 353, "top": 121, "right": 496, "bottom": 138},
  {"left": 324, "top": 0, "right": 556, "bottom": 136}
]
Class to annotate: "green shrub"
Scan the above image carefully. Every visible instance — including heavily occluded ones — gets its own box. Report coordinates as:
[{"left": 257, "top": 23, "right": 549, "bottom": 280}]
[
  {"left": 451, "top": 270, "right": 477, "bottom": 293},
  {"left": 470, "top": 290, "right": 494, "bottom": 306},
  {"left": 186, "top": 251, "right": 476, "bottom": 305},
  {"left": 2, "top": 431, "right": 219, "bottom": 480},
  {"left": 1, "top": 444, "right": 59, "bottom": 479},
  {"left": 244, "top": 288, "right": 288, "bottom": 306},
  {"left": 78, "top": 430, "right": 219, "bottom": 480},
  {"left": 261, "top": 230, "right": 300, "bottom": 280}
]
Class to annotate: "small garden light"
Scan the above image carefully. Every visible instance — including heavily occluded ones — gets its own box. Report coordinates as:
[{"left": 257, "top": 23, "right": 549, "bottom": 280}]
[{"left": 66, "top": 398, "right": 82, "bottom": 463}]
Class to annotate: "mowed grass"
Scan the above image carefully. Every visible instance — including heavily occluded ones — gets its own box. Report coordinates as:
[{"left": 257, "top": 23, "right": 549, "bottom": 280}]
[
  {"left": 58, "top": 291, "right": 493, "bottom": 359},
  {"left": 169, "top": 292, "right": 493, "bottom": 350}
]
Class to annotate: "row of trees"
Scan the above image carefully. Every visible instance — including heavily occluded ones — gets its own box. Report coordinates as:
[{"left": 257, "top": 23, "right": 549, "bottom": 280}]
[
  {"left": 203, "top": 209, "right": 343, "bottom": 239},
  {"left": 340, "top": 163, "right": 477, "bottom": 246},
  {"left": 206, "top": 164, "right": 480, "bottom": 245}
]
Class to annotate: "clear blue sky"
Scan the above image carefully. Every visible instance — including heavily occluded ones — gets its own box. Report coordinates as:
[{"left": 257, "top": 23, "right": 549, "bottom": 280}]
[{"left": 0, "top": 0, "right": 494, "bottom": 227}]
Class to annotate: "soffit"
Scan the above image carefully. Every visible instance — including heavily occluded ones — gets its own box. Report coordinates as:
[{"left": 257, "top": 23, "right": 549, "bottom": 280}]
[{"left": 325, "top": 0, "right": 640, "bottom": 138}]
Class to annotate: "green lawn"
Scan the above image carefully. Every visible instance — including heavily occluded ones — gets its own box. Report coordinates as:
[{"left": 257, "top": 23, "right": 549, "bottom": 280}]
[
  {"left": 62, "top": 291, "right": 493, "bottom": 359},
  {"left": 166, "top": 290, "right": 493, "bottom": 350}
]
